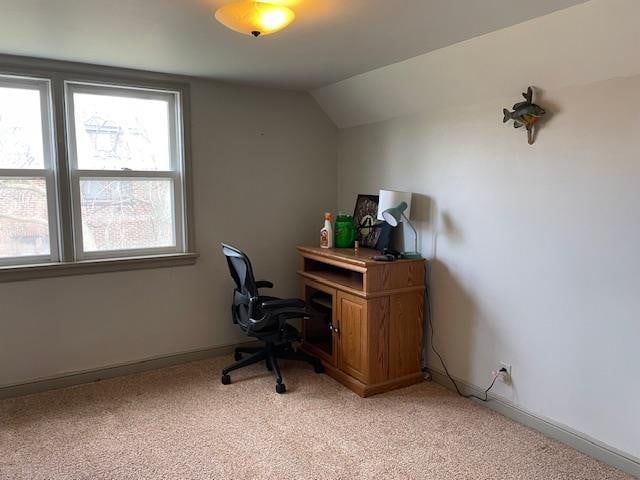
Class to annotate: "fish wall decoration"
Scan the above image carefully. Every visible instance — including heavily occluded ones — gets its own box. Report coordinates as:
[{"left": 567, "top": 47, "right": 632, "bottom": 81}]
[{"left": 503, "top": 87, "right": 546, "bottom": 145}]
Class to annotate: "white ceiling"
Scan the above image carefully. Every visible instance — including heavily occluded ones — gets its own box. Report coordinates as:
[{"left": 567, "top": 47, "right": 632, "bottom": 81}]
[{"left": 0, "top": 0, "right": 588, "bottom": 91}]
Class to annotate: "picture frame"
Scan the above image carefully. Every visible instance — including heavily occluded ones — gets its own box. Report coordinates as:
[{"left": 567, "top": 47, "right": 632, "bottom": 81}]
[{"left": 353, "top": 194, "right": 381, "bottom": 248}]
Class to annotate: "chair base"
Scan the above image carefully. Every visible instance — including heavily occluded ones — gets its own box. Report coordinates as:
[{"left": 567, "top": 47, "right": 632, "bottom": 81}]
[{"left": 221, "top": 342, "right": 323, "bottom": 394}]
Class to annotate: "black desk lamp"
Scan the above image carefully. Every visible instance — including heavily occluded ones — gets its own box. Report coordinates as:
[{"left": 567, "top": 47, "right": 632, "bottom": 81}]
[{"left": 379, "top": 192, "right": 421, "bottom": 259}]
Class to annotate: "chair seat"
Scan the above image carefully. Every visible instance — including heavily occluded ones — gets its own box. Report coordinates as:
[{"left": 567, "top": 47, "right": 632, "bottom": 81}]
[
  {"left": 258, "top": 295, "right": 278, "bottom": 303},
  {"left": 254, "top": 321, "right": 300, "bottom": 342}
]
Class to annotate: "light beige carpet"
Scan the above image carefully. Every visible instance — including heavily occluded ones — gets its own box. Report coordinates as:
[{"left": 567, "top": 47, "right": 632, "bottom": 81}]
[{"left": 0, "top": 356, "right": 631, "bottom": 480}]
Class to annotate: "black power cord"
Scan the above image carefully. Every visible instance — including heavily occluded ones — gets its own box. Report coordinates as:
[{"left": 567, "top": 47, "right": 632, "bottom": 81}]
[{"left": 425, "top": 276, "right": 506, "bottom": 402}]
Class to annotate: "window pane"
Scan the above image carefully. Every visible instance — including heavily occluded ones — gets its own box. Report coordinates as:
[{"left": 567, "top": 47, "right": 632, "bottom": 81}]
[
  {"left": 73, "top": 92, "right": 171, "bottom": 171},
  {"left": 0, "top": 86, "right": 45, "bottom": 169},
  {"left": 0, "top": 177, "right": 50, "bottom": 258},
  {"left": 80, "top": 179, "right": 175, "bottom": 252}
]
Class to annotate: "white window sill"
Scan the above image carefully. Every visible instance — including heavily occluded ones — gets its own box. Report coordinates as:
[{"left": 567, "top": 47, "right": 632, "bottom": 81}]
[{"left": 0, "top": 253, "right": 199, "bottom": 283}]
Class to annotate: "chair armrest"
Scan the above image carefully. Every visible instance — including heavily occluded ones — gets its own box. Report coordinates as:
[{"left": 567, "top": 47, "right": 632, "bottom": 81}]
[
  {"left": 261, "top": 298, "right": 305, "bottom": 310},
  {"left": 255, "top": 280, "right": 274, "bottom": 289}
]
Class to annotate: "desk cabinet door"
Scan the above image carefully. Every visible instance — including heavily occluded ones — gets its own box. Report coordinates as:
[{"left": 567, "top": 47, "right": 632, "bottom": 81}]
[
  {"left": 301, "top": 279, "right": 338, "bottom": 367},
  {"left": 336, "top": 291, "right": 368, "bottom": 383}
]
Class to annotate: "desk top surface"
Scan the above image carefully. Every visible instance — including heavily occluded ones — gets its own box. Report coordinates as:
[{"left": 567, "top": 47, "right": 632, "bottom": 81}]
[{"left": 297, "top": 245, "right": 424, "bottom": 267}]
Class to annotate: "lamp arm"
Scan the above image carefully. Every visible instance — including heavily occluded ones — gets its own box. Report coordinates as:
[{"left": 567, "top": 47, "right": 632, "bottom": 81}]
[{"left": 402, "top": 212, "right": 418, "bottom": 254}]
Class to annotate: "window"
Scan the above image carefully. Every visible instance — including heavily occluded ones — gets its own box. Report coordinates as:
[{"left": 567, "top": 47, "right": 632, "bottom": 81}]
[
  {"left": 0, "top": 76, "right": 58, "bottom": 266},
  {"left": 0, "top": 67, "right": 193, "bottom": 278},
  {"left": 66, "top": 83, "right": 185, "bottom": 258}
]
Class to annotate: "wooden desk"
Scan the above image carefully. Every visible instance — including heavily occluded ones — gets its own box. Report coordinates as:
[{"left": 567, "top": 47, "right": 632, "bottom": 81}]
[{"left": 297, "top": 246, "right": 425, "bottom": 397}]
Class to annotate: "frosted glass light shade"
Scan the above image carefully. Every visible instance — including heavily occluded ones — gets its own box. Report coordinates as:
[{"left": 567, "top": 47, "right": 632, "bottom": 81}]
[
  {"left": 377, "top": 189, "right": 412, "bottom": 222},
  {"left": 215, "top": 1, "right": 295, "bottom": 37}
]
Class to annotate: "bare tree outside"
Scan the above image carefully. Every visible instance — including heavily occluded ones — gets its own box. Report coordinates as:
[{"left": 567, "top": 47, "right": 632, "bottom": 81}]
[
  {"left": 74, "top": 93, "right": 175, "bottom": 252},
  {"left": 0, "top": 87, "right": 176, "bottom": 258},
  {"left": 1, "top": 79, "right": 182, "bottom": 262},
  {"left": 0, "top": 86, "right": 51, "bottom": 258}
]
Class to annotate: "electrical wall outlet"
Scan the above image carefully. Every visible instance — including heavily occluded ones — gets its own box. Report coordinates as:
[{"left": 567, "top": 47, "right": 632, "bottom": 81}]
[
  {"left": 492, "top": 362, "right": 512, "bottom": 384},
  {"left": 499, "top": 362, "right": 512, "bottom": 384}
]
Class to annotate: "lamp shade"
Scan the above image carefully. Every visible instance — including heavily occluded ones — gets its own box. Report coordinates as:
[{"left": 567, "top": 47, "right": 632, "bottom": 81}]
[
  {"left": 215, "top": 1, "right": 295, "bottom": 37},
  {"left": 382, "top": 202, "right": 408, "bottom": 227},
  {"left": 377, "top": 189, "right": 412, "bottom": 222}
]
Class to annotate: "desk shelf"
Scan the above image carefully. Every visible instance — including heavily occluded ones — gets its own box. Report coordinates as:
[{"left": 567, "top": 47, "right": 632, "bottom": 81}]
[
  {"left": 309, "top": 291, "right": 333, "bottom": 310},
  {"left": 299, "top": 270, "right": 363, "bottom": 295}
]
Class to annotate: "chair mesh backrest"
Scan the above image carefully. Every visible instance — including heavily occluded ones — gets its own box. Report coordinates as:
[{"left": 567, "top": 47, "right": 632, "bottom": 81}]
[
  {"left": 222, "top": 243, "right": 259, "bottom": 299},
  {"left": 221, "top": 243, "right": 260, "bottom": 329}
]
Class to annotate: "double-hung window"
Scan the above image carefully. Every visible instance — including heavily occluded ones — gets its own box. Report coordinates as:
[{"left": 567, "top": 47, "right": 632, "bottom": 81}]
[
  {"left": 0, "top": 65, "right": 193, "bottom": 280},
  {"left": 0, "top": 76, "right": 59, "bottom": 266},
  {"left": 66, "top": 83, "right": 185, "bottom": 259}
]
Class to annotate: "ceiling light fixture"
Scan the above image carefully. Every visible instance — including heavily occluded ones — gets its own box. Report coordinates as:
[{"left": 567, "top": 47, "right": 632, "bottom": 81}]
[{"left": 215, "top": 1, "right": 295, "bottom": 37}]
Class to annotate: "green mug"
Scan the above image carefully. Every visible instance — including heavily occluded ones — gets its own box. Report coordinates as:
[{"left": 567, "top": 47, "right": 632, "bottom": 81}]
[{"left": 334, "top": 214, "right": 356, "bottom": 248}]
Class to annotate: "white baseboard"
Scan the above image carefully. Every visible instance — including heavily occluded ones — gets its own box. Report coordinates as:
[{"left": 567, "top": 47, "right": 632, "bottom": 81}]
[
  {"left": 0, "top": 342, "right": 258, "bottom": 399},
  {"left": 428, "top": 368, "right": 640, "bottom": 479}
]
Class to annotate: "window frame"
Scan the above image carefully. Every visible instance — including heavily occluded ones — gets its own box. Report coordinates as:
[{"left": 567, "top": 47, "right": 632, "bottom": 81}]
[
  {"left": 64, "top": 81, "right": 187, "bottom": 260},
  {"left": 0, "top": 74, "right": 61, "bottom": 267},
  {"left": 0, "top": 56, "right": 197, "bottom": 281}
]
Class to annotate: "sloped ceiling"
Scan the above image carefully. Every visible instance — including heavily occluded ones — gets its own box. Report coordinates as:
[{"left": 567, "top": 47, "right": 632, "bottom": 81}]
[{"left": 312, "top": 0, "right": 640, "bottom": 128}]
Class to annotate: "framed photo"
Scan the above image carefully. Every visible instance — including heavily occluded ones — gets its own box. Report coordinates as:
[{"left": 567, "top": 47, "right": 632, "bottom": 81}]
[{"left": 353, "top": 194, "right": 381, "bottom": 248}]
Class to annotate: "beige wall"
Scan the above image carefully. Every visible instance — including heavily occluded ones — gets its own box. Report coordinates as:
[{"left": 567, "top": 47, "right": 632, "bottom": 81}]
[
  {"left": 0, "top": 78, "right": 337, "bottom": 388},
  {"left": 315, "top": 0, "right": 640, "bottom": 464},
  {"left": 335, "top": 76, "right": 640, "bottom": 460}
]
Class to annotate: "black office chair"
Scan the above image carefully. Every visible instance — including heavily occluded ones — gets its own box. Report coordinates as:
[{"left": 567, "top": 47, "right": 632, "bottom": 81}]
[{"left": 220, "top": 243, "right": 324, "bottom": 394}]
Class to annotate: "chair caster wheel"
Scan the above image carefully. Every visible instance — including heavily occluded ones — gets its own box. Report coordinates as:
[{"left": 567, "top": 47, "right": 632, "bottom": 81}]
[
  {"left": 234, "top": 351, "right": 242, "bottom": 361},
  {"left": 276, "top": 383, "right": 286, "bottom": 394},
  {"left": 221, "top": 374, "right": 231, "bottom": 385},
  {"left": 313, "top": 362, "right": 324, "bottom": 374}
]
